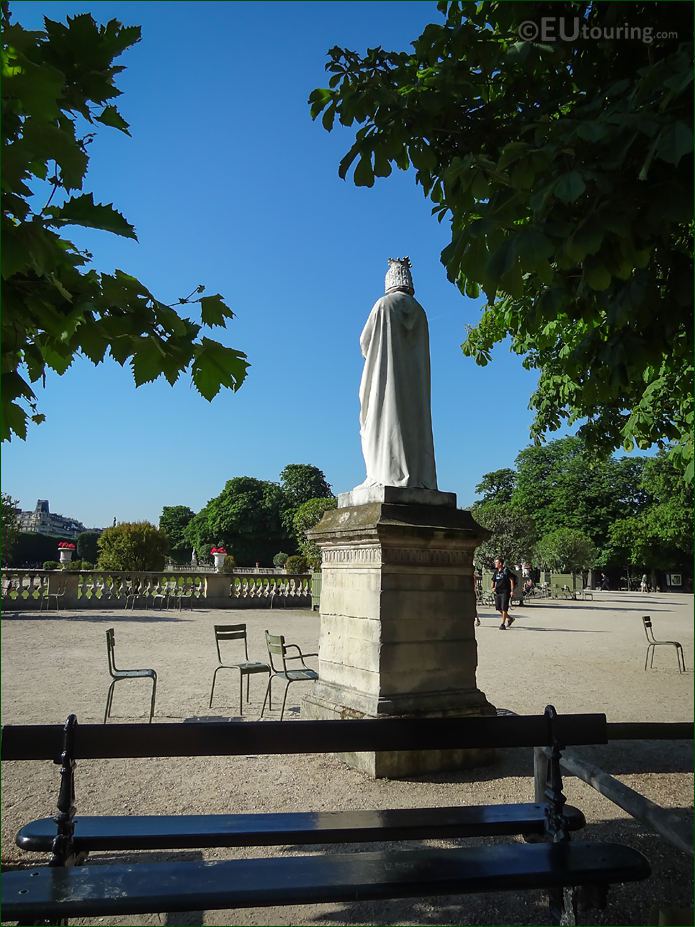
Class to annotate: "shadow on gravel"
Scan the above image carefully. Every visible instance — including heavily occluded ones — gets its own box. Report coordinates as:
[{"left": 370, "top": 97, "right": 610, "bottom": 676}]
[
  {"left": 506, "top": 627, "right": 609, "bottom": 633},
  {"left": 510, "top": 604, "right": 674, "bottom": 612},
  {"left": 575, "top": 740, "right": 693, "bottom": 775},
  {"left": 1, "top": 611, "right": 190, "bottom": 623}
]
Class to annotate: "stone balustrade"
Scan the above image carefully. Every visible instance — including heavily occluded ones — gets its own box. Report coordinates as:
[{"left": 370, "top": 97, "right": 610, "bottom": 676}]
[{"left": 1, "top": 569, "right": 312, "bottom": 611}]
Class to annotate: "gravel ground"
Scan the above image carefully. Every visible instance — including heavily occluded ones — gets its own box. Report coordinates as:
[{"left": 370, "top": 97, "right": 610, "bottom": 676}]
[{"left": 1, "top": 591, "right": 692, "bottom": 926}]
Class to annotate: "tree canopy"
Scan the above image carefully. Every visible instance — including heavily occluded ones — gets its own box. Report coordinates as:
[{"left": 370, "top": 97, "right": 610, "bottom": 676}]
[
  {"left": 474, "top": 468, "right": 516, "bottom": 505},
  {"left": 471, "top": 502, "right": 536, "bottom": 569},
  {"left": 75, "top": 530, "right": 100, "bottom": 562},
  {"left": 184, "top": 476, "right": 287, "bottom": 566},
  {"left": 279, "top": 464, "right": 333, "bottom": 535},
  {"left": 292, "top": 496, "right": 338, "bottom": 569},
  {"left": 97, "top": 520, "right": 168, "bottom": 571},
  {"left": 511, "top": 437, "right": 646, "bottom": 549},
  {"left": 1, "top": 492, "right": 20, "bottom": 563},
  {"left": 2, "top": 7, "right": 248, "bottom": 442},
  {"left": 182, "top": 464, "right": 333, "bottom": 566},
  {"left": 310, "top": 1, "right": 693, "bottom": 477},
  {"left": 159, "top": 505, "right": 195, "bottom": 561},
  {"left": 472, "top": 435, "right": 691, "bottom": 575},
  {"left": 605, "top": 452, "right": 692, "bottom": 573},
  {"left": 535, "top": 527, "right": 597, "bottom": 573}
]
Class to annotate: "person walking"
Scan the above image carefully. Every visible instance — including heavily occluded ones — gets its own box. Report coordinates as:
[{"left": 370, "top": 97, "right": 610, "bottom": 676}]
[{"left": 491, "top": 557, "right": 516, "bottom": 629}]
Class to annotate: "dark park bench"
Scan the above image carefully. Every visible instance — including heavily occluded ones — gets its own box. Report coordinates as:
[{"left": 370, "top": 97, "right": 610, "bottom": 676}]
[{"left": 1, "top": 707, "right": 650, "bottom": 925}]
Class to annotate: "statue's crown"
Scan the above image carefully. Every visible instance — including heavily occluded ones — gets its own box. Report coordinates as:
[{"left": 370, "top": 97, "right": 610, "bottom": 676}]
[{"left": 385, "top": 256, "right": 414, "bottom": 294}]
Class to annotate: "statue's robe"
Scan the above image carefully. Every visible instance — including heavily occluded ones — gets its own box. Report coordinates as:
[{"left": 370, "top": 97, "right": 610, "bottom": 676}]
[{"left": 357, "top": 290, "right": 438, "bottom": 490}]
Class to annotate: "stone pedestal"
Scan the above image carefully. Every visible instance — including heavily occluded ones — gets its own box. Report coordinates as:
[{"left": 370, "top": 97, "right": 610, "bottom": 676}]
[{"left": 303, "top": 491, "right": 496, "bottom": 778}]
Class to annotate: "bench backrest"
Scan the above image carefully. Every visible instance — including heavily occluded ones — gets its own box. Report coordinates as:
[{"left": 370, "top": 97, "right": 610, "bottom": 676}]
[{"left": 1, "top": 711, "right": 608, "bottom": 762}]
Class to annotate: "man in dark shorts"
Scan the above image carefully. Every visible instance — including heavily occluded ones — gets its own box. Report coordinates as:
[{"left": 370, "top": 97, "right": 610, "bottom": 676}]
[{"left": 491, "top": 556, "right": 516, "bottom": 629}]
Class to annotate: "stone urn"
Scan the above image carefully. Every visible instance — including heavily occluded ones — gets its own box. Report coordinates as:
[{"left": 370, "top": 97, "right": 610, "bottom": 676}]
[
  {"left": 211, "top": 550, "right": 227, "bottom": 572},
  {"left": 58, "top": 547, "right": 74, "bottom": 565}
]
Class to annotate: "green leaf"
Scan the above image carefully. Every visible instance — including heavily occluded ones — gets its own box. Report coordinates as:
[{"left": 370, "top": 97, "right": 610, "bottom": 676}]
[
  {"left": 575, "top": 122, "right": 610, "bottom": 143},
  {"left": 554, "top": 171, "right": 585, "bottom": 203},
  {"left": 22, "top": 121, "right": 87, "bottom": 190},
  {"left": 498, "top": 142, "right": 528, "bottom": 170},
  {"left": 200, "top": 293, "right": 234, "bottom": 328},
  {"left": 338, "top": 142, "right": 361, "bottom": 180},
  {"left": 2, "top": 55, "right": 64, "bottom": 121},
  {"left": 42, "top": 345, "right": 73, "bottom": 374},
  {"left": 487, "top": 238, "right": 517, "bottom": 280},
  {"left": 565, "top": 219, "right": 604, "bottom": 262},
  {"left": 2, "top": 402, "right": 28, "bottom": 441},
  {"left": 47, "top": 194, "right": 137, "bottom": 239},
  {"left": 654, "top": 122, "right": 692, "bottom": 166},
  {"left": 78, "top": 325, "right": 108, "bottom": 365},
  {"left": 583, "top": 258, "right": 611, "bottom": 291},
  {"left": 191, "top": 338, "right": 249, "bottom": 401},
  {"left": 353, "top": 154, "right": 375, "bottom": 187},
  {"left": 517, "top": 228, "right": 553, "bottom": 273},
  {"left": 95, "top": 104, "right": 131, "bottom": 135},
  {"left": 308, "top": 87, "right": 332, "bottom": 119},
  {"left": 131, "top": 337, "right": 164, "bottom": 386}
]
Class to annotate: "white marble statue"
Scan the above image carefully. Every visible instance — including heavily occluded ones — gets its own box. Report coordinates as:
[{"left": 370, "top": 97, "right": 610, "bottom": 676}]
[{"left": 356, "top": 258, "right": 438, "bottom": 490}]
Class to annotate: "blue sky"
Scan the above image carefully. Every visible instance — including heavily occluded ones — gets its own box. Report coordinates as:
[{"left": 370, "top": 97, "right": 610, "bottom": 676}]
[{"left": 6, "top": 1, "right": 572, "bottom": 528}]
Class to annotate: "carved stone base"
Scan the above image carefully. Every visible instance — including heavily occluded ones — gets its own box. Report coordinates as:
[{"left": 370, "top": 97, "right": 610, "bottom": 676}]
[{"left": 304, "top": 499, "right": 496, "bottom": 778}]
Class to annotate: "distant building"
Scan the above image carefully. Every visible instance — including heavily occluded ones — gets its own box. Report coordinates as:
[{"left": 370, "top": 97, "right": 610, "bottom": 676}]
[{"left": 18, "top": 499, "right": 88, "bottom": 539}]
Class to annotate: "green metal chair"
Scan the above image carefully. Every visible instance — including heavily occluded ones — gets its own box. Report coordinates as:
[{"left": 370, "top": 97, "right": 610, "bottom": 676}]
[
  {"left": 260, "top": 631, "right": 318, "bottom": 721},
  {"left": 209, "top": 624, "right": 271, "bottom": 715},
  {"left": 124, "top": 579, "right": 142, "bottom": 610},
  {"left": 642, "top": 616, "right": 686, "bottom": 673},
  {"left": 104, "top": 628, "right": 157, "bottom": 724},
  {"left": 40, "top": 578, "right": 66, "bottom": 611}
]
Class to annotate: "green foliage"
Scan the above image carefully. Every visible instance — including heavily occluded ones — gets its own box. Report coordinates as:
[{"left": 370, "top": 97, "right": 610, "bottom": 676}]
[
  {"left": 605, "top": 451, "right": 693, "bottom": 571},
  {"left": 62, "top": 558, "right": 83, "bottom": 571},
  {"left": 511, "top": 437, "right": 646, "bottom": 559},
  {"left": 474, "top": 468, "right": 516, "bottom": 505},
  {"left": 474, "top": 436, "right": 691, "bottom": 574},
  {"left": 42, "top": 560, "right": 60, "bottom": 570},
  {"left": 293, "top": 496, "right": 337, "bottom": 569},
  {"left": 1, "top": 492, "right": 20, "bottom": 562},
  {"left": 97, "top": 520, "right": 168, "bottom": 571},
  {"left": 2, "top": 8, "right": 248, "bottom": 442},
  {"left": 159, "top": 505, "right": 195, "bottom": 560},
  {"left": 80, "top": 559, "right": 94, "bottom": 570},
  {"left": 535, "top": 528, "right": 597, "bottom": 572},
  {"left": 472, "top": 503, "right": 536, "bottom": 570},
  {"left": 11, "top": 530, "right": 57, "bottom": 565},
  {"left": 311, "top": 2, "right": 693, "bottom": 477},
  {"left": 221, "top": 554, "right": 236, "bottom": 574},
  {"left": 284, "top": 554, "right": 308, "bottom": 575},
  {"left": 76, "top": 530, "right": 99, "bottom": 562},
  {"left": 273, "top": 551, "right": 289, "bottom": 568},
  {"left": 279, "top": 464, "right": 333, "bottom": 535},
  {"left": 184, "top": 476, "right": 288, "bottom": 567}
]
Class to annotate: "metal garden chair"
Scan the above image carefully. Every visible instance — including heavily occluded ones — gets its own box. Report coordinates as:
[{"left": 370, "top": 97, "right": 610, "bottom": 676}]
[
  {"left": 260, "top": 631, "right": 318, "bottom": 721},
  {"left": 209, "top": 624, "right": 270, "bottom": 715},
  {"left": 104, "top": 628, "right": 157, "bottom": 723},
  {"left": 642, "top": 616, "right": 686, "bottom": 673},
  {"left": 39, "top": 578, "right": 66, "bottom": 611},
  {"left": 124, "top": 579, "right": 142, "bottom": 610}
]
